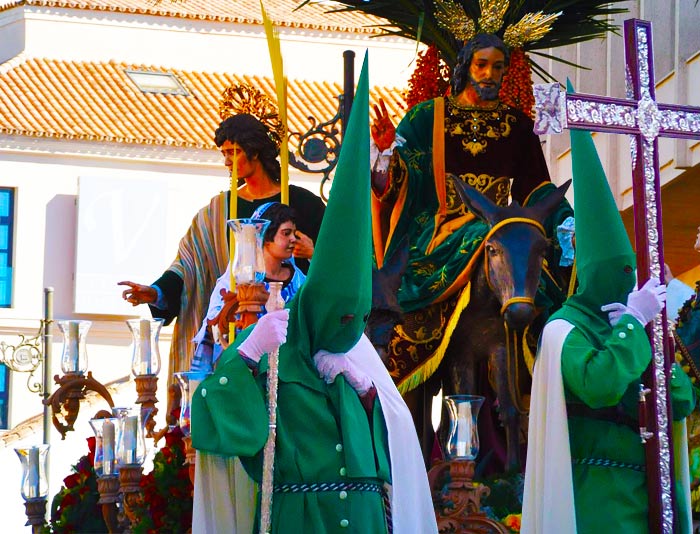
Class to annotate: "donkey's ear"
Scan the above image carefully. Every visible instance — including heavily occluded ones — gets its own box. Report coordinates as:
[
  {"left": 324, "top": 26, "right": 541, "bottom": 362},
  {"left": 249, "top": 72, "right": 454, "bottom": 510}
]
[
  {"left": 381, "top": 235, "right": 409, "bottom": 292},
  {"left": 530, "top": 179, "right": 571, "bottom": 223},
  {"left": 451, "top": 176, "right": 500, "bottom": 225},
  {"left": 372, "top": 235, "right": 408, "bottom": 312}
]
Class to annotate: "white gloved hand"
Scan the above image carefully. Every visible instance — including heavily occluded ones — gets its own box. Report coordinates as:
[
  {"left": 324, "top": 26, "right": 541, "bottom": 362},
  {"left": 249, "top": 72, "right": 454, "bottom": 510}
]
[
  {"left": 313, "top": 350, "right": 373, "bottom": 395},
  {"left": 626, "top": 277, "right": 666, "bottom": 326},
  {"left": 600, "top": 302, "right": 627, "bottom": 327},
  {"left": 237, "top": 309, "right": 289, "bottom": 364}
]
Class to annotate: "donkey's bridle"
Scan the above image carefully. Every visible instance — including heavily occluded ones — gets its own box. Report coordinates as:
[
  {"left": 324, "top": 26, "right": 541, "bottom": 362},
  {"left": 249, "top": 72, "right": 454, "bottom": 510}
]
[{"left": 482, "top": 217, "right": 546, "bottom": 316}]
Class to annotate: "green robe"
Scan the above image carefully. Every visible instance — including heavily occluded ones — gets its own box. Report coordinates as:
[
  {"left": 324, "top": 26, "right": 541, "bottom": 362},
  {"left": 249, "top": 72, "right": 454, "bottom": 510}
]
[
  {"left": 191, "top": 327, "right": 391, "bottom": 534},
  {"left": 561, "top": 315, "right": 695, "bottom": 533}
]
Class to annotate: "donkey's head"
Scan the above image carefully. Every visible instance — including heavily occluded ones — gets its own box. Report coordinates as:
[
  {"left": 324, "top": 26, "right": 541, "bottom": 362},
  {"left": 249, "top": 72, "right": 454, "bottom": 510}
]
[{"left": 453, "top": 178, "right": 571, "bottom": 331}]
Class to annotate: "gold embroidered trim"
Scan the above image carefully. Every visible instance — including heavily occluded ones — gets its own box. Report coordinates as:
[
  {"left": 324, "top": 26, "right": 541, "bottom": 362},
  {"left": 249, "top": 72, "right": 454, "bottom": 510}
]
[
  {"left": 447, "top": 174, "right": 511, "bottom": 208},
  {"left": 445, "top": 98, "right": 516, "bottom": 156}
]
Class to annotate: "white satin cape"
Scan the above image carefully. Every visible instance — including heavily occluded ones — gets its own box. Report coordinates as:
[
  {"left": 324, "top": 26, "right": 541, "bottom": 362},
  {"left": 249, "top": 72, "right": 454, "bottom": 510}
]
[
  {"left": 192, "top": 333, "right": 438, "bottom": 534},
  {"left": 521, "top": 319, "right": 577, "bottom": 534}
]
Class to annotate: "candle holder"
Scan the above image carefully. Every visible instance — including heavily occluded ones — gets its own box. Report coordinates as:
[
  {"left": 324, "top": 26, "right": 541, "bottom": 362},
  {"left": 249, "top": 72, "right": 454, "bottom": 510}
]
[
  {"left": 228, "top": 218, "right": 271, "bottom": 332},
  {"left": 114, "top": 406, "right": 149, "bottom": 533},
  {"left": 118, "top": 464, "right": 143, "bottom": 533},
  {"left": 15, "top": 444, "right": 50, "bottom": 534},
  {"left": 174, "top": 371, "right": 211, "bottom": 490},
  {"left": 96, "top": 476, "right": 120, "bottom": 534},
  {"left": 228, "top": 218, "right": 270, "bottom": 285},
  {"left": 44, "top": 320, "right": 114, "bottom": 438},
  {"left": 90, "top": 414, "right": 120, "bottom": 533},
  {"left": 126, "top": 318, "right": 164, "bottom": 439},
  {"left": 235, "top": 283, "right": 271, "bottom": 332},
  {"left": 428, "top": 395, "right": 509, "bottom": 533},
  {"left": 444, "top": 395, "right": 483, "bottom": 461}
]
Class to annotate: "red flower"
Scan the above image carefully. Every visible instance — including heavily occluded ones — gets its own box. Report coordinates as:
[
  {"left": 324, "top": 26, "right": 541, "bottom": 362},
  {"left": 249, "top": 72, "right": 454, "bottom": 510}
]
[
  {"left": 406, "top": 44, "right": 451, "bottom": 109},
  {"left": 63, "top": 472, "right": 81, "bottom": 489},
  {"left": 61, "top": 492, "right": 79, "bottom": 507},
  {"left": 86, "top": 436, "right": 97, "bottom": 466},
  {"left": 164, "top": 426, "right": 184, "bottom": 447}
]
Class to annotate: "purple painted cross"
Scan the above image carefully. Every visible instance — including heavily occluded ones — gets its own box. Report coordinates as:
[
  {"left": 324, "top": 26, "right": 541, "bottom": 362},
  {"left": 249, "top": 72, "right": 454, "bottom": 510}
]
[{"left": 533, "top": 18, "right": 700, "bottom": 534}]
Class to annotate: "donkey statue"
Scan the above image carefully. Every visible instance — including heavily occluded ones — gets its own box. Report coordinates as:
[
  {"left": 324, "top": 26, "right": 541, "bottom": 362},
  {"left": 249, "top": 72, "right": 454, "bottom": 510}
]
[{"left": 367, "top": 178, "right": 571, "bottom": 473}]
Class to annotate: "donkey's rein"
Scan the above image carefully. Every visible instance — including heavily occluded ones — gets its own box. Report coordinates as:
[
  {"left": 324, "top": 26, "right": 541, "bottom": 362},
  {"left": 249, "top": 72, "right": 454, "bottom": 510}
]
[{"left": 482, "top": 217, "right": 546, "bottom": 314}]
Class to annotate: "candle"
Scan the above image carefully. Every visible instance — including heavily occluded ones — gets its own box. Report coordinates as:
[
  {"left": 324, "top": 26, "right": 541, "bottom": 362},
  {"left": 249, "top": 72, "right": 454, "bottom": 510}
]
[
  {"left": 103, "top": 420, "right": 115, "bottom": 475},
  {"left": 27, "top": 447, "right": 40, "bottom": 499},
  {"left": 455, "top": 401, "right": 472, "bottom": 458},
  {"left": 239, "top": 224, "right": 257, "bottom": 283},
  {"left": 139, "top": 319, "right": 152, "bottom": 375},
  {"left": 123, "top": 415, "right": 138, "bottom": 465},
  {"left": 68, "top": 321, "right": 80, "bottom": 373}
]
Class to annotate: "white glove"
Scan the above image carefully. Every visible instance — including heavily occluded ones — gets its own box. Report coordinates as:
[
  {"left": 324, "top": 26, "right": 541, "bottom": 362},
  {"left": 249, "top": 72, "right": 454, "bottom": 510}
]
[
  {"left": 237, "top": 309, "right": 289, "bottom": 364},
  {"left": 627, "top": 277, "right": 666, "bottom": 326},
  {"left": 313, "top": 350, "right": 373, "bottom": 395},
  {"left": 600, "top": 302, "right": 627, "bottom": 327},
  {"left": 602, "top": 278, "right": 666, "bottom": 327}
]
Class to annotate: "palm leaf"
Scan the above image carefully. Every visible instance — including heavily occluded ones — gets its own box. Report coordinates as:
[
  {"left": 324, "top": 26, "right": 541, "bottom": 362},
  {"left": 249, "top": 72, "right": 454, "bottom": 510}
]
[{"left": 297, "top": 0, "right": 628, "bottom": 70}]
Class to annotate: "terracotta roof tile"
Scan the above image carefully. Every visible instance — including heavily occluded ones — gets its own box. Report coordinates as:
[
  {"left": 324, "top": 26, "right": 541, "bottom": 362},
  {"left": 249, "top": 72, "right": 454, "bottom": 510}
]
[
  {"left": 0, "top": 57, "right": 407, "bottom": 149},
  {"left": 0, "top": 0, "right": 388, "bottom": 33}
]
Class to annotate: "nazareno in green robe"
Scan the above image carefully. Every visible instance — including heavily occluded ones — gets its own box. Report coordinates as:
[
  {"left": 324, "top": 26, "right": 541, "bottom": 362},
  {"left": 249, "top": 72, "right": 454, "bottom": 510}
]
[
  {"left": 191, "top": 325, "right": 392, "bottom": 534},
  {"left": 561, "top": 315, "right": 695, "bottom": 533},
  {"left": 524, "top": 313, "right": 696, "bottom": 534}
]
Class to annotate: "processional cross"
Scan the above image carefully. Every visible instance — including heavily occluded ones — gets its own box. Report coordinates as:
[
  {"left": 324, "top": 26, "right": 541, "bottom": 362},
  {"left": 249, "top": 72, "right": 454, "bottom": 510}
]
[{"left": 533, "top": 18, "right": 700, "bottom": 534}]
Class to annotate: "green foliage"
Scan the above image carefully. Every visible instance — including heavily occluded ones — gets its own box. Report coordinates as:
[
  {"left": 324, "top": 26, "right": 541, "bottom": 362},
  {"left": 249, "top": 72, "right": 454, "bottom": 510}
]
[{"left": 480, "top": 471, "right": 524, "bottom": 521}]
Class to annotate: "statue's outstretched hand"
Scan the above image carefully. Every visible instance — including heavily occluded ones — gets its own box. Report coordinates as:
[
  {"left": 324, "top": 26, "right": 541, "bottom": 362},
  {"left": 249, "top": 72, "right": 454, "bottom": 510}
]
[
  {"left": 371, "top": 99, "right": 396, "bottom": 152},
  {"left": 118, "top": 281, "right": 157, "bottom": 306}
]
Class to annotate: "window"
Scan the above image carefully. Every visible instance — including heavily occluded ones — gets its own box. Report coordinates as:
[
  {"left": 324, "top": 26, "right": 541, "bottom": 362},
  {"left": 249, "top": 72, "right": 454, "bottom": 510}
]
[
  {"left": 0, "top": 188, "right": 14, "bottom": 307},
  {"left": 0, "top": 364, "right": 8, "bottom": 429},
  {"left": 125, "top": 70, "right": 189, "bottom": 96}
]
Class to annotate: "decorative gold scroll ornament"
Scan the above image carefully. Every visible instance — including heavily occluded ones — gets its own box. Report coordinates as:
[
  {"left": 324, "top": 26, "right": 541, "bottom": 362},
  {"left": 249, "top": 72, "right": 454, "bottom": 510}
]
[
  {"left": 218, "top": 83, "right": 284, "bottom": 148},
  {"left": 433, "top": 0, "right": 561, "bottom": 48}
]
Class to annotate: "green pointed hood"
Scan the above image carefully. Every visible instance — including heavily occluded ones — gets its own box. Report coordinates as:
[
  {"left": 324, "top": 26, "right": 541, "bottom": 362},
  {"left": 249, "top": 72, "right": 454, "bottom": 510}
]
[
  {"left": 550, "top": 81, "right": 637, "bottom": 343},
  {"left": 287, "top": 52, "right": 372, "bottom": 355}
]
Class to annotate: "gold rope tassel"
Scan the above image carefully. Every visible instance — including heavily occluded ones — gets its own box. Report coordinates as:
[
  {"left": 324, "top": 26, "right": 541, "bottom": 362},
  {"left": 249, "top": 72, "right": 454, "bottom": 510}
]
[
  {"left": 504, "top": 322, "right": 530, "bottom": 415},
  {"left": 567, "top": 257, "right": 577, "bottom": 297},
  {"left": 522, "top": 324, "right": 535, "bottom": 375}
]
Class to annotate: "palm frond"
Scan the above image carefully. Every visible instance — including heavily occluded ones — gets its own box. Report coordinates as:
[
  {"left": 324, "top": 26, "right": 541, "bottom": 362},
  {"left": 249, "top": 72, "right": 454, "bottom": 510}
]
[{"left": 297, "top": 1, "right": 629, "bottom": 70}]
